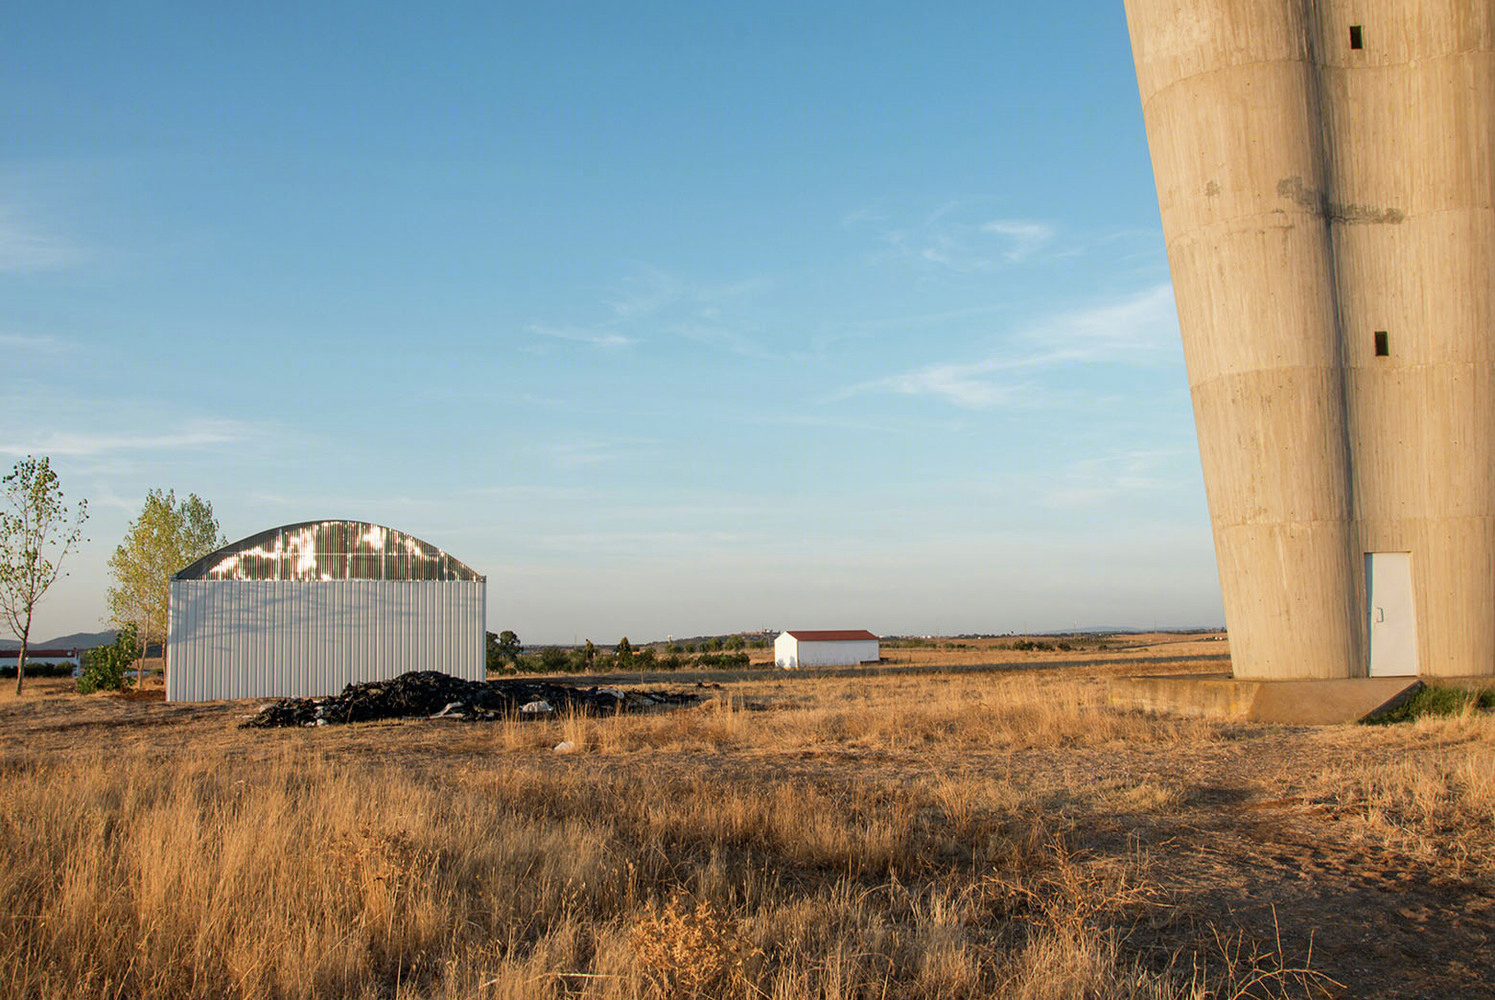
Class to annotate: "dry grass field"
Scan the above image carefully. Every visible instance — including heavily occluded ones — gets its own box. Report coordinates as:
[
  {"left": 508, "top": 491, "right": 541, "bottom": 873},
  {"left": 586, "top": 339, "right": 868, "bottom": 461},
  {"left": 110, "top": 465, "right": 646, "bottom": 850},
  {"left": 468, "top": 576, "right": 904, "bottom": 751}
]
[{"left": 0, "top": 637, "right": 1491, "bottom": 999}]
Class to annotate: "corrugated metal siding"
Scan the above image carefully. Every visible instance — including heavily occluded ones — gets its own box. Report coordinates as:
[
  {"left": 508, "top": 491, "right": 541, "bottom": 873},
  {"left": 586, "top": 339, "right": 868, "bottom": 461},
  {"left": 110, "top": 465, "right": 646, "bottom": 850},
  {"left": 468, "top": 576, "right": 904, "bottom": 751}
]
[{"left": 166, "top": 579, "right": 485, "bottom": 702}]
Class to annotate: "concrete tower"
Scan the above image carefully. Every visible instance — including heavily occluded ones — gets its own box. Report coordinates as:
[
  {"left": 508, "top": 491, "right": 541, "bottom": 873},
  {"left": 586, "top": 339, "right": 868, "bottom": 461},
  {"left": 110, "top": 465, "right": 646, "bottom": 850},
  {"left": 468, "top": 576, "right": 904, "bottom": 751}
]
[{"left": 1124, "top": 2, "right": 1495, "bottom": 679}]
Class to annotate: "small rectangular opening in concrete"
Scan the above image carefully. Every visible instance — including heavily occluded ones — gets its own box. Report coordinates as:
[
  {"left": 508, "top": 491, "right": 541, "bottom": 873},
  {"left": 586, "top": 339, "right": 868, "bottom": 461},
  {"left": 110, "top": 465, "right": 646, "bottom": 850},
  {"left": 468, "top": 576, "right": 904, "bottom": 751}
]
[
  {"left": 1374, "top": 331, "right": 1389, "bottom": 356},
  {"left": 1350, "top": 25, "right": 1363, "bottom": 49}
]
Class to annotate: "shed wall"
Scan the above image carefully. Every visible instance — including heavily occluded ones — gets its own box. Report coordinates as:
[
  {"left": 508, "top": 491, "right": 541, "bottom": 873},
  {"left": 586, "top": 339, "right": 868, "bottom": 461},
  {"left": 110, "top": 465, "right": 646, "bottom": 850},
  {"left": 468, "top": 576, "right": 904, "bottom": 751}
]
[
  {"left": 776, "top": 638, "right": 879, "bottom": 668},
  {"left": 166, "top": 579, "right": 485, "bottom": 701}
]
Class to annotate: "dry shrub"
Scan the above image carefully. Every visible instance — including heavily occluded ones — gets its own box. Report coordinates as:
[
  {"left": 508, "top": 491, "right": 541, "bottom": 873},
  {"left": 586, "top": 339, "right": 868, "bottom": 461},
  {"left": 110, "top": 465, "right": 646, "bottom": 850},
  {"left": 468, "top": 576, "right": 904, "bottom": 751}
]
[
  {"left": 330, "top": 825, "right": 438, "bottom": 967},
  {"left": 630, "top": 892, "right": 758, "bottom": 998},
  {"left": 1009, "top": 842, "right": 1161, "bottom": 939}
]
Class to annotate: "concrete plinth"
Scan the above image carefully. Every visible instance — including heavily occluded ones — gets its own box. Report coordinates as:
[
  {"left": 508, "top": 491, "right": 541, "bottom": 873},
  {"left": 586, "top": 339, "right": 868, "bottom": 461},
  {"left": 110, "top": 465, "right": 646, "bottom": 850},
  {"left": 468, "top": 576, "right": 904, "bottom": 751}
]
[{"left": 1109, "top": 673, "right": 1423, "bottom": 725}]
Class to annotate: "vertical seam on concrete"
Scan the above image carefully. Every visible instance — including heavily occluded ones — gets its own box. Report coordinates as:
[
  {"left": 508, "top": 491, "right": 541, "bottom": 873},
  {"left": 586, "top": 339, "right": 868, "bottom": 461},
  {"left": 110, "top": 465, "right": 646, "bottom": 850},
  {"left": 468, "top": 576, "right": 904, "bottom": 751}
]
[{"left": 1306, "top": 0, "right": 1370, "bottom": 675}]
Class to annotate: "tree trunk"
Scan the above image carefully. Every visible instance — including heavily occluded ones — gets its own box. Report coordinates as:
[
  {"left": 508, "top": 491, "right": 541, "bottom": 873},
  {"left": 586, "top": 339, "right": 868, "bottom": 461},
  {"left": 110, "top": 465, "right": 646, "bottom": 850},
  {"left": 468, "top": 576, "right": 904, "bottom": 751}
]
[{"left": 14, "top": 628, "right": 27, "bottom": 697}]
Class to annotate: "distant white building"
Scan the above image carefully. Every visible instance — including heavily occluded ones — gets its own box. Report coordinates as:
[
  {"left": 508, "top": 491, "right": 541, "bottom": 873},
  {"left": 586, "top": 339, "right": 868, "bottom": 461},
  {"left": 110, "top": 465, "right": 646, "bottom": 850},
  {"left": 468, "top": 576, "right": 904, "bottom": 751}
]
[
  {"left": 774, "top": 630, "right": 879, "bottom": 669},
  {"left": 0, "top": 648, "right": 83, "bottom": 669}
]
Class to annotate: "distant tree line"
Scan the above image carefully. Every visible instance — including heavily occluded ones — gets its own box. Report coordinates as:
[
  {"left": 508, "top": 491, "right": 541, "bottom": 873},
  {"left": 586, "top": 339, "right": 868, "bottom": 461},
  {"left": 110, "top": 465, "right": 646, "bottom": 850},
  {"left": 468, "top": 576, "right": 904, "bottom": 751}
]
[{"left": 485, "top": 631, "right": 761, "bottom": 675}]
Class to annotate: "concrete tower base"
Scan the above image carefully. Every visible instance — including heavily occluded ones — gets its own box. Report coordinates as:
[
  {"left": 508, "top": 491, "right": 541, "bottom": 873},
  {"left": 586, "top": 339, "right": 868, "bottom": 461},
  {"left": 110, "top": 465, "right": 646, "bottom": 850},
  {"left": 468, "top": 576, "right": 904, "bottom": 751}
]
[
  {"left": 1109, "top": 673, "right": 1423, "bottom": 725},
  {"left": 1125, "top": 0, "right": 1495, "bottom": 681}
]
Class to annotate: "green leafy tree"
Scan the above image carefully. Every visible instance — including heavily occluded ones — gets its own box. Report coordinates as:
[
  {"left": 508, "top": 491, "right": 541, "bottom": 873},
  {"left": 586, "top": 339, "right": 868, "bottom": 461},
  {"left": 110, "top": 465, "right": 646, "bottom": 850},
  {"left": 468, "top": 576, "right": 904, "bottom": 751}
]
[
  {"left": 486, "top": 630, "right": 522, "bottom": 671},
  {"left": 724, "top": 634, "right": 745, "bottom": 651},
  {"left": 77, "top": 625, "right": 141, "bottom": 694},
  {"left": 0, "top": 457, "right": 88, "bottom": 695},
  {"left": 106, "top": 489, "right": 225, "bottom": 686},
  {"left": 495, "top": 629, "right": 521, "bottom": 663},
  {"left": 539, "top": 646, "right": 569, "bottom": 672},
  {"left": 615, "top": 636, "right": 633, "bottom": 663}
]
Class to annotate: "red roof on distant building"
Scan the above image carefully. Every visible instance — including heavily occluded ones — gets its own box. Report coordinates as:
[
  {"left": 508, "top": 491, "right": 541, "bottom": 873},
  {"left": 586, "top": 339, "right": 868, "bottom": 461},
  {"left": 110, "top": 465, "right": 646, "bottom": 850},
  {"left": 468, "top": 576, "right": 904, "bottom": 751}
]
[{"left": 781, "top": 630, "right": 878, "bottom": 642}]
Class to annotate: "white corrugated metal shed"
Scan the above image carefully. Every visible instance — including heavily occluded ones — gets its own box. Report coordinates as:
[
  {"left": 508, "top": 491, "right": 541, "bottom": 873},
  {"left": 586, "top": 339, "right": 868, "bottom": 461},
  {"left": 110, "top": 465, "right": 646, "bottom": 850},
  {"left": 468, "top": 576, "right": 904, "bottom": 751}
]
[
  {"left": 774, "top": 630, "right": 880, "bottom": 669},
  {"left": 166, "top": 521, "right": 485, "bottom": 702}
]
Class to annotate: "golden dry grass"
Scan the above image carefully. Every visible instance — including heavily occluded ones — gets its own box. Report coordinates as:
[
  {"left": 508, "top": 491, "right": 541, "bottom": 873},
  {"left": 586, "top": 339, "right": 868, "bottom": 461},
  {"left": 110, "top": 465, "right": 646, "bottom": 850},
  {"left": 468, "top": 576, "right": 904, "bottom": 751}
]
[
  {"left": 1306, "top": 713, "right": 1495, "bottom": 876},
  {"left": 0, "top": 745, "right": 1135, "bottom": 999},
  {"left": 0, "top": 654, "right": 1489, "bottom": 998},
  {"left": 870, "top": 633, "right": 1229, "bottom": 670}
]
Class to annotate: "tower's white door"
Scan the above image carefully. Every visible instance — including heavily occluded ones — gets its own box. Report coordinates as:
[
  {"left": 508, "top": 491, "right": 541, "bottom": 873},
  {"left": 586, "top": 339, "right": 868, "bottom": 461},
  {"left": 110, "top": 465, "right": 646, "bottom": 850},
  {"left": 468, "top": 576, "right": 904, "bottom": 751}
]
[{"left": 1366, "top": 552, "right": 1419, "bottom": 677}]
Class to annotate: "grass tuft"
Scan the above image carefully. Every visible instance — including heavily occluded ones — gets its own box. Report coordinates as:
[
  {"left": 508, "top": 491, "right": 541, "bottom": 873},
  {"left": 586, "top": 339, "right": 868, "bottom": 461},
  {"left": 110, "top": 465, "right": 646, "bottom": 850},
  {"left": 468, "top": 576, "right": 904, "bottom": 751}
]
[{"left": 1364, "top": 683, "right": 1495, "bottom": 725}]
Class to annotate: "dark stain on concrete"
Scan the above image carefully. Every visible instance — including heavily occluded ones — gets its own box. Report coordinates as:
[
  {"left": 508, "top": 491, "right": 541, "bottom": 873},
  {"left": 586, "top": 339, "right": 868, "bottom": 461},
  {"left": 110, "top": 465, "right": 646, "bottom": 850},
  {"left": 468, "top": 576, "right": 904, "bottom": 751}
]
[{"left": 1277, "top": 175, "right": 1406, "bottom": 224}]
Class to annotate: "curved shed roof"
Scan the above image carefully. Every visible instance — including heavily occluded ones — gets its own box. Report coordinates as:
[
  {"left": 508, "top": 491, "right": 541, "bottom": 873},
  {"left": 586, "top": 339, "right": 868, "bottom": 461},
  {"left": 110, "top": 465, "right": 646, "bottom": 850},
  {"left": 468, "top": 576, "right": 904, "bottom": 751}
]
[{"left": 173, "top": 520, "right": 484, "bottom": 582}]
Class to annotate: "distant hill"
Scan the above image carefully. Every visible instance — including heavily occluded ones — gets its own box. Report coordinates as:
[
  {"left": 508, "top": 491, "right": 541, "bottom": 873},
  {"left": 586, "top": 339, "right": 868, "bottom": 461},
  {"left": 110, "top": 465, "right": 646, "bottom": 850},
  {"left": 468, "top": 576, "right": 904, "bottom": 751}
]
[{"left": 0, "top": 629, "right": 116, "bottom": 651}]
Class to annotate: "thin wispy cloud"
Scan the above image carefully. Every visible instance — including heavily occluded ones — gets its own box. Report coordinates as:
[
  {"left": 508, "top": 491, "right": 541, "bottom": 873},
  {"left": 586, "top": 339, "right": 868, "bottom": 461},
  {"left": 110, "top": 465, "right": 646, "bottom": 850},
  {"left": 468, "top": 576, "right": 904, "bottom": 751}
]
[
  {"left": 0, "top": 419, "right": 257, "bottom": 458},
  {"left": 981, "top": 220, "right": 1055, "bottom": 262},
  {"left": 550, "top": 437, "right": 658, "bottom": 469},
  {"left": 849, "top": 283, "right": 1180, "bottom": 410},
  {"left": 1025, "top": 282, "right": 1178, "bottom": 356},
  {"left": 561, "top": 526, "right": 757, "bottom": 546},
  {"left": 537, "top": 264, "right": 773, "bottom": 357},
  {"left": 457, "top": 484, "right": 596, "bottom": 501},
  {"left": 870, "top": 361, "right": 1036, "bottom": 409},
  {"left": 530, "top": 324, "right": 635, "bottom": 348},
  {"left": 0, "top": 209, "right": 85, "bottom": 273},
  {"left": 671, "top": 319, "right": 766, "bottom": 357},
  {"left": 851, "top": 202, "right": 1062, "bottom": 274},
  {"left": 873, "top": 358, "right": 1046, "bottom": 406},
  {"left": 840, "top": 206, "right": 887, "bottom": 227},
  {"left": 85, "top": 482, "right": 161, "bottom": 515},
  {"left": 1044, "top": 448, "right": 1192, "bottom": 509},
  {"left": 0, "top": 332, "right": 73, "bottom": 352},
  {"left": 605, "top": 263, "right": 685, "bottom": 318}
]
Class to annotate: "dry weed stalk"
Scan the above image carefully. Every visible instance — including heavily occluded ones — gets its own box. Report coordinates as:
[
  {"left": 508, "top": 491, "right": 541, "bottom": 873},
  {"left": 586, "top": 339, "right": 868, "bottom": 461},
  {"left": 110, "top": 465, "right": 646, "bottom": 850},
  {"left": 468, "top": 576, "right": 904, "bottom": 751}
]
[{"left": 1188, "top": 910, "right": 1343, "bottom": 1000}]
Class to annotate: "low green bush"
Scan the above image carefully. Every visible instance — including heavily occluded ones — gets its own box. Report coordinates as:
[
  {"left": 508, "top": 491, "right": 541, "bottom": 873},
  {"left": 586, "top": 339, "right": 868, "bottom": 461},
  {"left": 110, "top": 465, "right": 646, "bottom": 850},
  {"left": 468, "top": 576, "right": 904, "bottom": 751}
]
[
  {"left": 693, "top": 651, "right": 750, "bottom": 669},
  {"left": 0, "top": 660, "right": 78, "bottom": 679},
  {"left": 76, "top": 627, "right": 141, "bottom": 693},
  {"left": 1364, "top": 683, "right": 1495, "bottom": 725}
]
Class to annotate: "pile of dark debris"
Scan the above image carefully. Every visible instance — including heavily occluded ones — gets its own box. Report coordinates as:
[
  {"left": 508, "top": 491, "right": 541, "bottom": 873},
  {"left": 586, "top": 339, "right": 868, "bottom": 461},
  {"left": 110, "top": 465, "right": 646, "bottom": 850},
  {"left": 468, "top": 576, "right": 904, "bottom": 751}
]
[{"left": 242, "top": 670, "right": 707, "bottom": 728}]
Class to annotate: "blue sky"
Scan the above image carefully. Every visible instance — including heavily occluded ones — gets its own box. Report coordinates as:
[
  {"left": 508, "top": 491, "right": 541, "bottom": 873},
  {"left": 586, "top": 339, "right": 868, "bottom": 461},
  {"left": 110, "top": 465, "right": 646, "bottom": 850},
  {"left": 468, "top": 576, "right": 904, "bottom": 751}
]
[{"left": 4, "top": 1, "right": 1221, "bottom": 644}]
